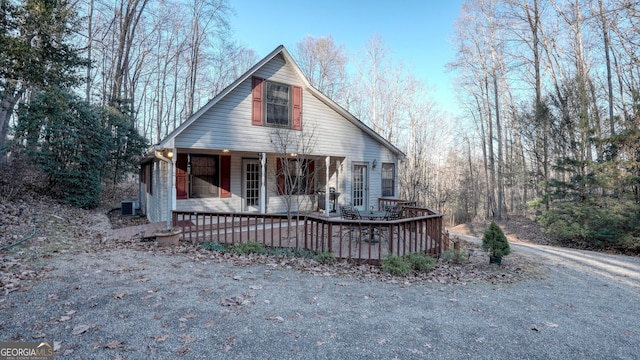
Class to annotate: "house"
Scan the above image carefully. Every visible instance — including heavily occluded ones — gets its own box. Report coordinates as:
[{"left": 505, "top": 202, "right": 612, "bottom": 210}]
[{"left": 140, "top": 45, "right": 405, "bottom": 226}]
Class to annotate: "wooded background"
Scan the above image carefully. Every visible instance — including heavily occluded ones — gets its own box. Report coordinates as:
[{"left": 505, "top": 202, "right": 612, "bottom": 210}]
[{"left": 1, "top": 0, "right": 638, "bottom": 251}]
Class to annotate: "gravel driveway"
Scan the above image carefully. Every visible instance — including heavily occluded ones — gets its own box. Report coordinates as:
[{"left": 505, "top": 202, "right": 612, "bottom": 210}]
[{"left": 1, "top": 236, "right": 639, "bottom": 359}]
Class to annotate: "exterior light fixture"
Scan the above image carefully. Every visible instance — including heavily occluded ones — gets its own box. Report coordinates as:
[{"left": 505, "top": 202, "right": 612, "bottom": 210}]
[
  {"left": 222, "top": 149, "right": 230, "bottom": 153},
  {"left": 372, "top": 159, "right": 377, "bottom": 169},
  {"left": 290, "top": 153, "right": 298, "bottom": 157},
  {"left": 165, "top": 150, "right": 174, "bottom": 159}
]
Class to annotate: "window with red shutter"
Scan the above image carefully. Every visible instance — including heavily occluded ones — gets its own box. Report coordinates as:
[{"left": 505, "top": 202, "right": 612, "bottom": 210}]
[
  {"left": 252, "top": 77, "right": 264, "bottom": 126},
  {"left": 292, "top": 85, "right": 302, "bottom": 130},
  {"left": 276, "top": 158, "right": 285, "bottom": 195},
  {"left": 175, "top": 153, "right": 232, "bottom": 199},
  {"left": 306, "top": 160, "right": 314, "bottom": 194},
  {"left": 220, "top": 155, "right": 231, "bottom": 198},
  {"left": 176, "top": 154, "right": 188, "bottom": 199},
  {"left": 252, "top": 77, "right": 302, "bottom": 131},
  {"left": 277, "top": 158, "right": 315, "bottom": 195}
]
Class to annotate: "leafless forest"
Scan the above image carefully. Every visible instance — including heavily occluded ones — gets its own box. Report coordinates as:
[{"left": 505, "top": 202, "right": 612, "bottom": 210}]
[{"left": 2, "top": 0, "right": 640, "bottom": 236}]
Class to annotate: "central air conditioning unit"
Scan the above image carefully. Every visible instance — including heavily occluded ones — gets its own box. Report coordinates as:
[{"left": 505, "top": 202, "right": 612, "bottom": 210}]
[{"left": 120, "top": 200, "right": 139, "bottom": 216}]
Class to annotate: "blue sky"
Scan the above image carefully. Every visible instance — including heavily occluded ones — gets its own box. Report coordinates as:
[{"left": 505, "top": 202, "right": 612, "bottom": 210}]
[{"left": 231, "top": 0, "right": 464, "bottom": 114}]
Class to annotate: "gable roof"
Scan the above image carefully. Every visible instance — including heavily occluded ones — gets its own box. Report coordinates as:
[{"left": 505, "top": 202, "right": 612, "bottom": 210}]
[{"left": 157, "top": 45, "right": 405, "bottom": 158}]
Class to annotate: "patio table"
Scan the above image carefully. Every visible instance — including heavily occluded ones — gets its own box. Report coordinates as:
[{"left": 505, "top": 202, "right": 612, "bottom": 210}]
[
  {"left": 361, "top": 211, "right": 387, "bottom": 220},
  {"left": 361, "top": 211, "right": 388, "bottom": 243}
]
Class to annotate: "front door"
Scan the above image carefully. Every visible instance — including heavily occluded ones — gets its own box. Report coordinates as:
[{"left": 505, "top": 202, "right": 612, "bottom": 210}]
[
  {"left": 243, "top": 159, "right": 261, "bottom": 212},
  {"left": 352, "top": 164, "right": 368, "bottom": 211}
]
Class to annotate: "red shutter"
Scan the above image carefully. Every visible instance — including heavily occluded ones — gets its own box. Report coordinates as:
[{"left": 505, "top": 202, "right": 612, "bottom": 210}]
[
  {"left": 306, "top": 160, "right": 315, "bottom": 194},
  {"left": 292, "top": 85, "right": 302, "bottom": 130},
  {"left": 252, "top": 77, "right": 264, "bottom": 126},
  {"left": 276, "top": 158, "right": 285, "bottom": 195},
  {"left": 176, "top": 153, "right": 188, "bottom": 199},
  {"left": 220, "top": 155, "right": 231, "bottom": 198},
  {"left": 148, "top": 164, "right": 153, "bottom": 195}
]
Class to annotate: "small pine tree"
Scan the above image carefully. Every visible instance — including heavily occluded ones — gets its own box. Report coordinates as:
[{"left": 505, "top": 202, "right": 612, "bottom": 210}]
[{"left": 482, "top": 222, "right": 511, "bottom": 258}]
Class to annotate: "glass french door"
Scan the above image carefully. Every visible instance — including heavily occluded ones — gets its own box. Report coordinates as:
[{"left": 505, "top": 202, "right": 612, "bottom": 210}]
[
  {"left": 243, "top": 159, "right": 261, "bottom": 212},
  {"left": 352, "top": 164, "right": 368, "bottom": 211}
]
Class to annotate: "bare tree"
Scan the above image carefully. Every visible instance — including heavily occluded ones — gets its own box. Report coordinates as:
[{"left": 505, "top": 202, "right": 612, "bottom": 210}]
[{"left": 294, "top": 35, "right": 348, "bottom": 103}]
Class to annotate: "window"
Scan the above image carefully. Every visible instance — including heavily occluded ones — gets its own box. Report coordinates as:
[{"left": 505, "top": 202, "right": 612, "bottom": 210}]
[
  {"left": 265, "top": 82, "right": 290, "bottom": 126},
  {"left": 252, "top": 77, "right": 302, "bottom": 130},
  {"left": 277, "top": 158, "right": 315, "bottom": 195},
  {"left": 141, "top": 163, "right": 153, "bottom": 195},
  {"left": 176, "top": 154, "right": 231, "bottom": 199},
  {"left": 381, "top": 163, "right": 395, "bottom": 197},
  {"left": 190, "top": 155, "right": 219, "bottom": 198}
]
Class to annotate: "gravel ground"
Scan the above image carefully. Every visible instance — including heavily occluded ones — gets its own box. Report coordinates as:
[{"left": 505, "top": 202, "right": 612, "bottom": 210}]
[{"left": 2, "top": 238, "right": 640, "bottom": 360}]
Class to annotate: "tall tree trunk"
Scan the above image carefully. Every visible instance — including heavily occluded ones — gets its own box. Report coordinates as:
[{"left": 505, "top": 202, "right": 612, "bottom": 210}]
[
  {"left": 598, "top": 0, "right": 615, "bottom": 136},
  {"left": 85, "top": 0, "right": 94, "bottom": 102},
  {"left": 0, "top": 94, "right": 21, "bottom": 160}
]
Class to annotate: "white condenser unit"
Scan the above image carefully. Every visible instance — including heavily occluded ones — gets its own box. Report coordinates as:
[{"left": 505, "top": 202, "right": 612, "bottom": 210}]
[{"left": 120, "top": 200, "right": 139, "bottom": 216}]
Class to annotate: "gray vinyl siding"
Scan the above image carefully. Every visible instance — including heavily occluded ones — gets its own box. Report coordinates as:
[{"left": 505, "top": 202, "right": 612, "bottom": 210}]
[
  {"left": 150, "top": 52, "right": 400, "bottom": 219},
  {"left": 145, "top": 160, "right": 169, "bottom": 223},
  {"left": 174, "top": 55, "right": 398, "bottom": 162}
]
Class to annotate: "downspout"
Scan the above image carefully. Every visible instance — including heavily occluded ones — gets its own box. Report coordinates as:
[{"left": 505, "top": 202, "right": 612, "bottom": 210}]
[{"left": 154, "top": 146, "right": 175, "bottom": 228}]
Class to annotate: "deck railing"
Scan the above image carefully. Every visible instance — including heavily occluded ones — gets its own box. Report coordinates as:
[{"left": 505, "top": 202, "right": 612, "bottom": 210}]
[{"left": 172, "top": 206, "right": 443, "bottom": 265}]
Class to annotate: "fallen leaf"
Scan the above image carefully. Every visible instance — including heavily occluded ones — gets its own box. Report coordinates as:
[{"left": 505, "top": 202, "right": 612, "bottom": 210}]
[
  {"left": 531, "top": 325, "right": 540, "bottom": 332},
  {"left": 53, "top": 342, "right": 62, "bottom": 351},
  {"left": 179, "top": 334, "right": 196, "bottom": 343},
  {"left": 31, "top": 333, "right": 46, "bottom": 339},
  {"left": 543, "top": 322, "right": 559, "bottom": 328},
  {"left": 65, "top": 310, "right": 77, "bottom": 316},
  {"left": 265, "top": 316, "right": 285, "bottom": 322},
  {"left": 152, "top": 334, "right": 169, "bottom": 343},
  {"left": 223, "top": 334, "right": 236, "bottom": 351},
  {"left": 72, "top": 325, "right": 90, "bottom": 335},
  {"left": 113, "top": 293, "right": 126, "bottom": 299},
  {"left": 176, "top": 347, "right": 190, "bottom": 356},
  {"left": 104, "top": 340, "right": 124, "bottom": 349},
  {"left": 59, "top": 316, "right": 71, "bottom": 322}
]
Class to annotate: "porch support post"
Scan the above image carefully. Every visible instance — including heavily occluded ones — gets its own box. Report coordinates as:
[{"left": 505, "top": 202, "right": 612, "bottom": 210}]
[
  {"left": 260, "top": 152, "right": 267, "bottom": 213},
  {"left": 170, "top": 150, "right": 176, "bottom": 227},
  {"left": 325, "top": 156, "right": 330, "bottom": 216}
]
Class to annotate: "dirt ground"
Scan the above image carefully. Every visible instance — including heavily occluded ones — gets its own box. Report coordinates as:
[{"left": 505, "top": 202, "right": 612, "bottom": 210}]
[
  {"left": 1, "top": 195, "right": 542, "bottom": 303},
  {"left": 2, "top": 201, "right": 639, "bottom": 359}
]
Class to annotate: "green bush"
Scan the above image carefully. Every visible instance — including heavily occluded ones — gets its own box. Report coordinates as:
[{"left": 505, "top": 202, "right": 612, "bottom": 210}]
[
  {"left": 406, "top": 253, "right": 435, "bottom": 272},
  {"left": 538, "top": 201, "right": 640, "bottom": 252},
  {"left": 482, "top": 222, "right": 510, "bottom": 258},
  {"left": 201, "top": 242, "right": 228, "bottom": 252},
  {"left": 233, "top": 242, "right": 265, "bottom": 254},
  {"left": 314, "top": 251, "right": 336, "bottom": 264},
  {"left": 381, "top": 255, "right": 411, "bottom": 276},
  {"left": 442, "top": 249, "right": 468, "bottom": 263}
]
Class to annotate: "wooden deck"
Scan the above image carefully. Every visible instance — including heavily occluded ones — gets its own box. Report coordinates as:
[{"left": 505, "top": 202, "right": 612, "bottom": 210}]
[{"left": 108, "top": 206, "right": 444, "bottom": 265}]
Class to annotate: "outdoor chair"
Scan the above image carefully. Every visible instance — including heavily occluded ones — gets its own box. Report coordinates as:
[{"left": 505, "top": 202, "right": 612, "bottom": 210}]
[
  {"left": 384, "top": 205, "right": 401, "bottom": 220},
  {"left": 340, "top": 205, "right": 366, "bottom": 243},
  {"left": 382, "top": 205, "right": 403, "bottom": 243}
]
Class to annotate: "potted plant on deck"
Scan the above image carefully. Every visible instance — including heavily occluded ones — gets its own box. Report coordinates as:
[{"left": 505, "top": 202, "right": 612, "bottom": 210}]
[
  {"left": 482, "top": 222, "right": 510, "bottom": 265},
  {"left": 153, "top": 227, "right": 183, "bottom": 247}
]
